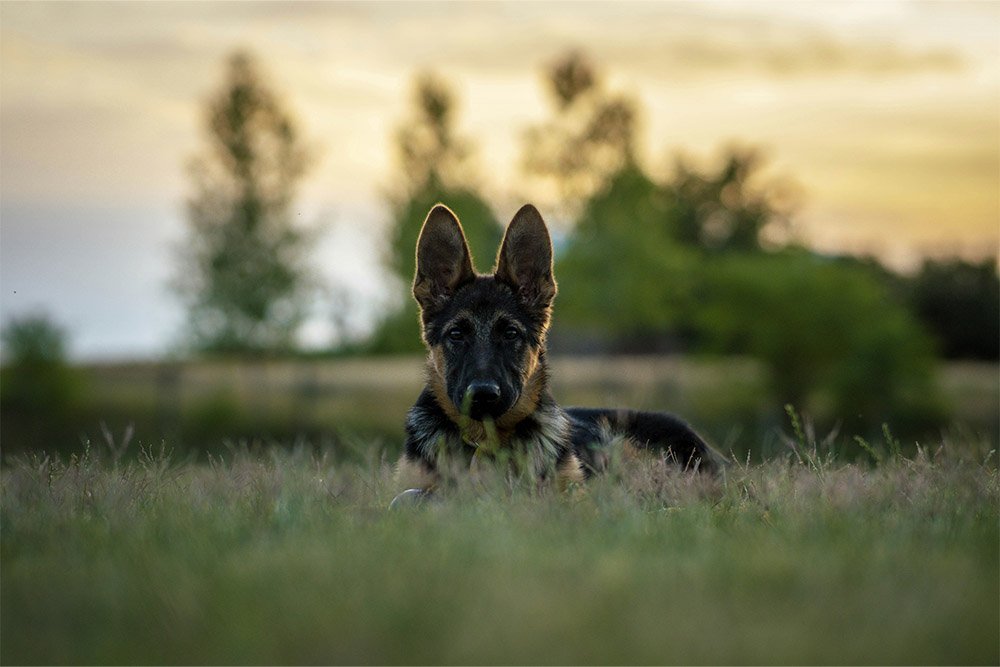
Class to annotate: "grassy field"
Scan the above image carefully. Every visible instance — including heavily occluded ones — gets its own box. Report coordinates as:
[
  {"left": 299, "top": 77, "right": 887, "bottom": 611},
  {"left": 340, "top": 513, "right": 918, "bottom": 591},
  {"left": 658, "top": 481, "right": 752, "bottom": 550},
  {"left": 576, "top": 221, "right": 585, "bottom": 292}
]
[{"left": 2, "top": 431, "right": 997, "bottom": 665}]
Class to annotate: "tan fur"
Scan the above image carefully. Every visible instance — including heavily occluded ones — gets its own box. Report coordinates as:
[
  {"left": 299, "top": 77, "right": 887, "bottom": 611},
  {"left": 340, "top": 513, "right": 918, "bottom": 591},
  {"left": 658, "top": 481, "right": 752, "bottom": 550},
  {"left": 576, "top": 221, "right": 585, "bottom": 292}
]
[
  {"left": 494, "top": 346, "right": 544, "bottom": 430},
  {"left": 427, "top": 344, "right": 548, "bottom": 449},
  {"left": 427, "top": 346, "right": 489, "bottom": 443},
  {"left": 395, "top": 454, "right": 440, "bottom": 490},
  {"left": 555, "top": 452, "right": 586, "bottom": 491},
  {"left": 620, "top": 438, "right": 645, "bottom": 461}
]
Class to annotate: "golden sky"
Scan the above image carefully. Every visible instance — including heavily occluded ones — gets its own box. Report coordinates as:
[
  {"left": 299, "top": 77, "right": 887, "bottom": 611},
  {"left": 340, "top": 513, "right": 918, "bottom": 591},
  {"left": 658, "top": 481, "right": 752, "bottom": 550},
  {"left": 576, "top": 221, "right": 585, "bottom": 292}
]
[{"left": 1, "top": 1, "right": 998, "bottom": 355}]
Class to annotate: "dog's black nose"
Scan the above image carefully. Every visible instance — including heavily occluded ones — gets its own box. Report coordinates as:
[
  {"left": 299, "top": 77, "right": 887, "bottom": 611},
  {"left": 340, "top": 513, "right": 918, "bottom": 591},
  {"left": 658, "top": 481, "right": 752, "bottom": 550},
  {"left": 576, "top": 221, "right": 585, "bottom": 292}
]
[
  {"left": 468, "top": 381, "right": 501, "bottom": 406},
  {"left": 465, "top": 381, "right": 502, "bottom": 419}
]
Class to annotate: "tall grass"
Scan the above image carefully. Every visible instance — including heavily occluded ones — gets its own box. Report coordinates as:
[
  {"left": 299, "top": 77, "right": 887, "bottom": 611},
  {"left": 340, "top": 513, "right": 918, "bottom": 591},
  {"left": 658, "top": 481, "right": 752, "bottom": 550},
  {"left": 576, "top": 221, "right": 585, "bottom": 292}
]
[{"left": 2, "top": 433, "right": 997, "bottom": 665}]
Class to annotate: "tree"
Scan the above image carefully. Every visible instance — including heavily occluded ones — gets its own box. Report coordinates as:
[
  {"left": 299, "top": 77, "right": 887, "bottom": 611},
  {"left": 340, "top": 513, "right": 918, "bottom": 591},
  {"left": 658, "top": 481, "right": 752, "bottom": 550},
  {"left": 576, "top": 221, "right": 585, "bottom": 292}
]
[
  {"left": 1, "top": 313, "right": 70, "bottom": 367},
  {"left": 667, "top": 146, "right": 796, "bottom": 252},
  {"left": 386, "top": 73, "right": 501, "bottom": 282},
  {"left": 394, "top": 73, "right": 472, "bottom": 201},
  {"left": 906, "top": 258, "right": 999, "bottom": 360},
  {"left": 694, "top": 252, "right": 946, "bottom": 433},
  {"left": 523, "top": 50, "right": 640, "bottom": 216},
  {"left": 370, "top": 72, "right": 501, "bottom": 353},
  {"left": 554, "top": 165, "right": 697, "bottom": 351},
  {"left": 174, "top": 51, "right": 314, "bottom": 355},
  {"left": 1, "top": 313, "right": 82, "bottom": 451}
]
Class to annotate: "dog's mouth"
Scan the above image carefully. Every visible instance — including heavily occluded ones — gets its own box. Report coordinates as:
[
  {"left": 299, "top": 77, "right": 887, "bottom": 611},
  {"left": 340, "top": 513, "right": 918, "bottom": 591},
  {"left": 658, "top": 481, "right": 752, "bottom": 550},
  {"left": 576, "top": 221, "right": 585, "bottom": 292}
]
[{"left": 467, "top": 402, "right": 503, "bottom": 422}]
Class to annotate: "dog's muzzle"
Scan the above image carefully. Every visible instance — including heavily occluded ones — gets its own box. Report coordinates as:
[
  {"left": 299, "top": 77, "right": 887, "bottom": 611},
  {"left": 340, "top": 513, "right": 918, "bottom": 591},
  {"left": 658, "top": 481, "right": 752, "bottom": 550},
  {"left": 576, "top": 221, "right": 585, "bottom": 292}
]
[{"left": 464, "top": 380, "right": 503, "bottom": 421}]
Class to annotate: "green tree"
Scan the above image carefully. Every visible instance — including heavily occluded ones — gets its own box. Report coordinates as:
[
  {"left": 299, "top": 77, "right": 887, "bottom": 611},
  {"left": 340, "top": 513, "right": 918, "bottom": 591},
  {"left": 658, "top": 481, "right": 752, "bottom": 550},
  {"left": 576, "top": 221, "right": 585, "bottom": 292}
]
[
  {"left": 387, "top": 73, "right": 501, "bottom": 281},
  {"left": 174, "top": 51, "right": 314, "bottom": 355},
  {"left": 667, "top": 146, "right": 795, "bottom": 252},
  {"left": 523, "top": 50, "right": 640, "bottom": 215},
  {"left": 370, "top": 73, "right": 501, "bottom": 353},
  {"left": 906, "top": 258, "right": 999, "bottom": 360},
  {"left": 694, "top": 252, "right": 945, "bottom": 432},
  {"left": 554, "top": 165, "right": 697, "bottom": 349},
  {"left": 1, "top": 313, "right": 82, "bottom": 451}
]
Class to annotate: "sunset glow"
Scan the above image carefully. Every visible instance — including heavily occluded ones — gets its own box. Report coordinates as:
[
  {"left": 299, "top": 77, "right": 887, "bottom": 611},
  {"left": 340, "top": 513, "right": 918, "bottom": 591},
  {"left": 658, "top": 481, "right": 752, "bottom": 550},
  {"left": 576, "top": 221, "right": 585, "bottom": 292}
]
[{"left": 1, "top": 1, "right": 997, "bottom": 357}]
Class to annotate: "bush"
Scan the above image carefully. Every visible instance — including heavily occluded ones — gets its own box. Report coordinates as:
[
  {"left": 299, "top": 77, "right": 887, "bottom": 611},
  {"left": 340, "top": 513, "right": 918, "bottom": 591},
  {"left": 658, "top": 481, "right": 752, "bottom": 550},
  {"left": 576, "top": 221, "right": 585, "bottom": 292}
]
[
  {"left": 906, "top": 258, "right": 999, "bottom": 360},
  {"left": 1, "top": 314, "right": 84, "bottom": 454},
  {"left": 694, "top": 252, "right": 947, "bottom": 432},
  {"left": 1, "top": 314, "right": 80, "bottom": 411}
]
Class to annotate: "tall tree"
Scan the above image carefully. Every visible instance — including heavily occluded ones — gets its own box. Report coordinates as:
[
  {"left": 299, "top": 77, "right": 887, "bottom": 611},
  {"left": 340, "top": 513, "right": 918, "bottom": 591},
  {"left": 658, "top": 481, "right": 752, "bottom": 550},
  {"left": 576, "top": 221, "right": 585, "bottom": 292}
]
[
  {"left": 523, "top": 50, "right": 640, "bottom": 216},
  {"left": 174, "top": 51, "right": 314, "bottom": 355},
  {"left": 394, "top": 72, "right": 472, "bottom": 200},
  {"left": 667, "top": 146, "right": 796, "bottom": 252},
  {"left": 371, "top": 72, "right": 501, "bottom": 353},
  {"left": 906, "top": 258, "right": 999, "bottom": 360},
  {"left": 551, "top": 162, "right": 705, "bottom": 355},
  {"left": 387, "top": 73, "right": 500, "bottom": 283}
]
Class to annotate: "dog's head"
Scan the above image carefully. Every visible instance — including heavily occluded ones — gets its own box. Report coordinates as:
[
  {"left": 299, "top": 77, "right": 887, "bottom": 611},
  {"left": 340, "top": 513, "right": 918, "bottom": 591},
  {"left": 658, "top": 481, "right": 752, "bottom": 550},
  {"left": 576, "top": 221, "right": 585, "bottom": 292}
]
[{"left": 413, "top": 203, "right": 557, "bottom": 425}]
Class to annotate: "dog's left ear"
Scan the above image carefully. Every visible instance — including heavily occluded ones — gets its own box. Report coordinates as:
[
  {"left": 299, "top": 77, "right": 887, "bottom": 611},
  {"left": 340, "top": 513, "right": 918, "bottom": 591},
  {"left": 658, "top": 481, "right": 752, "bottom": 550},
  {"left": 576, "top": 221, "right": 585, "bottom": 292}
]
[{"left": 495, "top": 204, "right": 557, "bottom": 311}]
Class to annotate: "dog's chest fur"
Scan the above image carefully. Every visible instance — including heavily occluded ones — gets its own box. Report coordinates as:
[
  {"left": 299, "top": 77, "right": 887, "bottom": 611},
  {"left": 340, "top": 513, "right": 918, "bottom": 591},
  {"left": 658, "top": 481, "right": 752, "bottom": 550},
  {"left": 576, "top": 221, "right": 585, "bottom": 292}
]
[{"left": 404, "top": 388, "right": 576, "bottom": 483}]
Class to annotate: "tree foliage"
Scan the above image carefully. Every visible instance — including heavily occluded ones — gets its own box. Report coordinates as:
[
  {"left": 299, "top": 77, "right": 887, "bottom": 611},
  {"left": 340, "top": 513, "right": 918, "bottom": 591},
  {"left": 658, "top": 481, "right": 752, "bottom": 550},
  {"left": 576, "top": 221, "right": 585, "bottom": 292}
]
[
  {"left": 694, "top": 253, "right": 944, "bottom": 430},
  {"left": 0, "top": 313, "right": 81, "bottom": 430},
  {"left": 1, "top": 313, "right": 69, "bottom": 367},
  {"left": 541, "top": 51, "right": 945, "bottom": 431},
  {"left": 553, "top": 144, "right": 793, "bottom": 344},
  {"left": 906, "top": 258, "right": 999, "bottom": 360},
  {"left": 523, "top": 50, "right": 640, "bottom": 213},
  {"left": 174, "top": 51, "right": 314, "bottom": 355},
  {"left": 667, "top": 147, "right": 795, "bottom": 252},
  {"left": 393, "top": 73, "right": 473, "bottom": 201},
  {"left": 554, "top": 166, "right": 697, "bottom": 346},
  {"left": 371, "top": 73, "right": 502, "bottom": 353}
]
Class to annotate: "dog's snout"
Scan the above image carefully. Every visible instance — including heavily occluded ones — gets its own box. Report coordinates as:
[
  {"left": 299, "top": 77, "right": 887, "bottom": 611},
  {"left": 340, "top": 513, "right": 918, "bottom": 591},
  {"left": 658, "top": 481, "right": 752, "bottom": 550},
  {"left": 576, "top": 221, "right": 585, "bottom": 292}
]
[
  {"left": 467, "top": 381, "right": 501, "bottom": 406},
  {"left": 462, "top": 380, "right": 503, "bottom": 420}
]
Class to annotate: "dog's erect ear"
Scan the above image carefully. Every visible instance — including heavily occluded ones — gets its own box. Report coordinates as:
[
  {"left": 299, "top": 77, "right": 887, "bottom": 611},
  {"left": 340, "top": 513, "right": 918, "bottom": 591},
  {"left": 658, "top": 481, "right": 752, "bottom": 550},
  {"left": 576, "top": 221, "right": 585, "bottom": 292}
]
[
  {"left": 413, "top": 204, "right": 476, "bottom": 313},
  {"left": 495, "top": 204, "right": 557, "bottom": 311}
]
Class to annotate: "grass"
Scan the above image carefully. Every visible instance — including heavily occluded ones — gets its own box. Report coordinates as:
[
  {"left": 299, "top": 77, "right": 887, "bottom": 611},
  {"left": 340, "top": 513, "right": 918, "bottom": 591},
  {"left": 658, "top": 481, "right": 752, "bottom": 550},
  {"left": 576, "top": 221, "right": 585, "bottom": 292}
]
[{"left": 2, "top": 433, "right": 997, "bottom": 665}]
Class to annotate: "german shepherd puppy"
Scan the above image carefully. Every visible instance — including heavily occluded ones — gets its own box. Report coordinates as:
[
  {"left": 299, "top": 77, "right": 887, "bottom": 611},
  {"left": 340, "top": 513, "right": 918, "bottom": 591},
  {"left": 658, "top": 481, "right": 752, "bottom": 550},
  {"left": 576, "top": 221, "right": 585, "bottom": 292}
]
[{"left": 395, "top": 203, "right": 722, "bottom": 500}]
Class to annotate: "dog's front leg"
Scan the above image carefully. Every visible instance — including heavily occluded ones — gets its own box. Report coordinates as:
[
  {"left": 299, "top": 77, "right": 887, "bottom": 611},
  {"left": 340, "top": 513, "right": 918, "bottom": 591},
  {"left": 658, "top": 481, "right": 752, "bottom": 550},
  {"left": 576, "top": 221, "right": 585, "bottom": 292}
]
[{"left": 391, "top": 453, "right": 440, "bottom": 509}]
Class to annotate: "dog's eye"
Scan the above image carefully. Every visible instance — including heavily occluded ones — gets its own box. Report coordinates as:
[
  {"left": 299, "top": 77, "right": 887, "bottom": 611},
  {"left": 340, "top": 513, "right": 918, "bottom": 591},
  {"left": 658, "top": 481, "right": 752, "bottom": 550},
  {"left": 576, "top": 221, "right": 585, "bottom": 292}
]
[
  {"left": 502, "top": 326, "right": 520, "bottom": 340},
  {"left": 447, "top": 327, "right": 464, "bottom": 342}
]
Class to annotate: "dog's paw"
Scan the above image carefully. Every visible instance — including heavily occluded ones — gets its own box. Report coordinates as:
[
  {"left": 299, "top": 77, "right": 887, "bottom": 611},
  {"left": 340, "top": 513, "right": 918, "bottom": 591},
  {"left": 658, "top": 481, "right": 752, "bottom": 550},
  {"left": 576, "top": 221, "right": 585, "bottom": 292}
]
[{"left": 389, "top": 488, "right": 432, "bottom": 510}]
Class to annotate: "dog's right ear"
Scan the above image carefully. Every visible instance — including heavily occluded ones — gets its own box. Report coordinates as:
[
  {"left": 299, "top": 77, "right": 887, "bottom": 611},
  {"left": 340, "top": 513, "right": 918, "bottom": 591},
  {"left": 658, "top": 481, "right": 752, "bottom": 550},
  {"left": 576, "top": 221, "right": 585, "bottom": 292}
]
[{"left": 413, "top": 204, "right": 475, "bottom": 313}]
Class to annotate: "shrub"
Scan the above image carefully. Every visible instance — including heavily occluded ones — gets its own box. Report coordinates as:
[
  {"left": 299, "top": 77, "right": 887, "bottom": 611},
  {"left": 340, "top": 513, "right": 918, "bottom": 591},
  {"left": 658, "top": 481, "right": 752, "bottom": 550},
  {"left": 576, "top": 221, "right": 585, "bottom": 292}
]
[
  {"left": 694, "top": 251, "right": 947, "bottom": 432},
  {"left": 1, "top": 314, "right": 83, "bottom": 454},
  {"left": 906, "top": 258, "right": 999, "bottom": 360}
]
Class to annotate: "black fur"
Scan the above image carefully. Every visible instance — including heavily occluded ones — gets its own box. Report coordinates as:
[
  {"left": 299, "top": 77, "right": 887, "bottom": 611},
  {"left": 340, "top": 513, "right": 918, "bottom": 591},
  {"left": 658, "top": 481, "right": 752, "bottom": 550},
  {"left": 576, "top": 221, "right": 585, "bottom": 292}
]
[
  {"left": 566, "top": 407, "right": 716, "bottom": 473},
  {"left": 395, "top": 203, "right": 723, "bottom": 495},
  {"left": 424, "top": 276, "right": 542, "bottom": 420}
]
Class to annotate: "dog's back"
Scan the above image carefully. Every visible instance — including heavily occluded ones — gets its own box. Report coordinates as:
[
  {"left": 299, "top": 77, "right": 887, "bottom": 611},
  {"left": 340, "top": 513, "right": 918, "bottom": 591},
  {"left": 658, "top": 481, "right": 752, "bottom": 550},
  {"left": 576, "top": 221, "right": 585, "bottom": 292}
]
[{"left": 566, "top": 407, "right": 723, "bottom": 474}]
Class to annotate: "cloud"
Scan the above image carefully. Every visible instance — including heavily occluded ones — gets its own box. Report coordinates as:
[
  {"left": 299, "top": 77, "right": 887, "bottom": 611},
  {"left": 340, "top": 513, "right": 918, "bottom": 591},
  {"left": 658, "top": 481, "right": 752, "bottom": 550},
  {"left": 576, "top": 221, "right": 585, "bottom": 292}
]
[
  {"left": 0, "top": 1, "right": 993, "bottom": 228},
  {"left": 631, "top": 36, "right": 964, "bottom": 78}
]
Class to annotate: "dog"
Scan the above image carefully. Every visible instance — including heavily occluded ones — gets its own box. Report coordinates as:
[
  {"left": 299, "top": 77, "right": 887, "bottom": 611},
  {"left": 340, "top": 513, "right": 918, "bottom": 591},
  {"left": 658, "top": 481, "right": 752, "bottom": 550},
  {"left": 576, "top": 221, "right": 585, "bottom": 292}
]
[{"left": 394, "top": 203, "right": 722, "bottom": 503}]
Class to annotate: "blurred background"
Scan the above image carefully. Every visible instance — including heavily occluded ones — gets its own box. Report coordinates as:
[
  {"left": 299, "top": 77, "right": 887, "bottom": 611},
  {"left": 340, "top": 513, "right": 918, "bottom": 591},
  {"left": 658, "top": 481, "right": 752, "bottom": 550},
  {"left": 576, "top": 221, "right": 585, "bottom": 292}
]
[{"left": 1, "top": 1, "right": 997, "bottom": 460}]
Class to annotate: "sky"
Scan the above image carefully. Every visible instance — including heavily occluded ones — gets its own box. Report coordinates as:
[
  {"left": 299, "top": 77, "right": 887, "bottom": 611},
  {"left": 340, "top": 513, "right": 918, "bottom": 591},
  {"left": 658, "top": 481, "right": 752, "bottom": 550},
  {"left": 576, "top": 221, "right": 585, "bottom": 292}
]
[{"left": 1, "top": 0, "right": 998, "bottom": 360}]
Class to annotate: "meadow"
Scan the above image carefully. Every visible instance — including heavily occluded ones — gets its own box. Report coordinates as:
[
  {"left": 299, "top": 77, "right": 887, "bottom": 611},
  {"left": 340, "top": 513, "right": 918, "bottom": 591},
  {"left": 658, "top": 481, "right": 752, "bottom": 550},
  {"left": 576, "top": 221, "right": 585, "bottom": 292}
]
[{"left": 2, "top": 424, "right": 997, "bottom": 665}]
